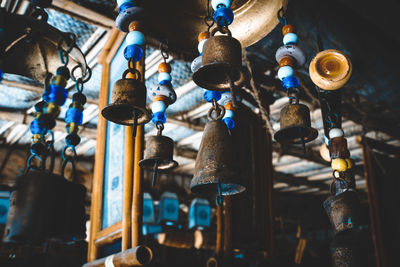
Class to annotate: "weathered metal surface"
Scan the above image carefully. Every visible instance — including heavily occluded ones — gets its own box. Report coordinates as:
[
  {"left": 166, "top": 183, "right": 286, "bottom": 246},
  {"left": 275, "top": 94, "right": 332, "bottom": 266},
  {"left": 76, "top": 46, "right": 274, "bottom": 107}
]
[
  {"left": 330, "top": 137, "right": 350, "bottom": 159},
  {"left": 323, "top": 191, "right": 361, "bottom": 235},
  {"left": 193, "top": 34, "right": 247, "bottom": 91},
  {"left": 190, "top": 120, "right": 245, "bottom": 196},
  {"left": 274, "top": 104, "right": 318, "bottom": 144},
  {"left": 3, "top": 170, "right": 86, "bottom": 244},
  {"left": 101, "top": 78, "right": 151, "bottom": 126},
  {"left": 0, "top": 10, "right": 87, "bottom": 83},
  {"left": 139, "top": 135, "right": 178, "bottom": 170}
]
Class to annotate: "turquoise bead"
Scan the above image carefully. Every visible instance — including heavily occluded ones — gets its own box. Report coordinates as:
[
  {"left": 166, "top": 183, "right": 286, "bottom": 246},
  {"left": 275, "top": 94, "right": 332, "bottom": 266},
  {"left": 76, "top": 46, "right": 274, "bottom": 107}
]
[
  {"left": 212, "top": 0, "right": 231, "bottom": 10},
  {"left": 158, "top": 72, "right": 172, "bottom": 83},
  {"left": 278, "top": 66, "right": 294, "bottom": 81},
  {"left": 283, "top": 32, "right": 298, "bottom": 45},
  {"left": 223, "top": 109, "right": 234, "bottom": 119},
  {"left": 151, "top": 100, "right": 167, "bottom": 113},
  {"left": 198, "top": 39, "right": 207, "bottom": 54},
  {"left": 117, "top": 0, "right": 132, "bottom": 7},
  {"left": 126, "top": 31, "right": 146, "bottom": 46}
]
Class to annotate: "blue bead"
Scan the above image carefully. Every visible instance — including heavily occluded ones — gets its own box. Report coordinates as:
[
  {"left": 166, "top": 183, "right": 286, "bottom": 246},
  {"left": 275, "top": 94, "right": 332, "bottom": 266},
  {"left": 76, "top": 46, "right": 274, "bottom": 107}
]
[
  {"left": 159, "top": 80, "right": 172, "bottom": 87},
  {"left": 65, "top": 107, "right": 83, "bottom": 125},
  {"left": 126, "top": 31, "right": 146, "bottom": 46},
  {"left": 30, "top": 119, "right": 45, "bottom": 135},
  {"left": 0, "top": 68, "right": 3, "bottom": 82},
  {"left": 124, "top": 44, "right": 143, "bottom": 61},
  {"left": 151, "top": 101, "right": 167, "bottom": 113},
  {"left": 204, "top": 90, "right": 221, "bottom": 102},
  {"left": 214, "top": 7, "right": 234, "bottom": 26},
  {"left": 117, "top": 0, "right": 132, "bottom": 7},
  {"left": 43, "top": 85, "right": 68, "bottom": 106},
  {"left": 119, "top": 1, "right": 135, "bottom": 13},
  {"left": 223, "top": 117, "right": 235, "bottom": 130},
  {"left": 277, "top": 66, "right": 294, "bottom": 81},
  {"left": 281, "top": 76, "right": 299, "bottom": 91},
  {"left": 158, "top": 72, "right": 171, "bottom": 83},
  {"left": 212, "top": 0, "right": 231, "bottom": 10},
  {"left": 223, "top": 109, "right": 234, "bottom": 119},
  {"left": 152, "top": 112, "right": 167, "bottom": 124},
  {"left": 283, "top": 33, "right": 298, "bottom": 45}
]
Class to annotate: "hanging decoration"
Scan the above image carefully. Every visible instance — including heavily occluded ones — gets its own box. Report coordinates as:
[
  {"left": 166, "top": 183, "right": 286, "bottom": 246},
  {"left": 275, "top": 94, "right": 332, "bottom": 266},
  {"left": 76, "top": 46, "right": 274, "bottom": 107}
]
[
  {"left": 273, "top": 8, "right": 318, "bottom": 151},
  {"left": 101, "top": 0, "right": 150, "bottom": 135},
  {"left": 139, "top": 42, "right": 178, "bottom": 186}
]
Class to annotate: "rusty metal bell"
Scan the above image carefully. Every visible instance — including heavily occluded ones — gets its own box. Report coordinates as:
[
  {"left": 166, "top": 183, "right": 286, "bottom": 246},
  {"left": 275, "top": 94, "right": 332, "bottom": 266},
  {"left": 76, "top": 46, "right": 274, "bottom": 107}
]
[
  {"left": 101, "top": 75, "right": 151, "bottom": 126},
  {"left": 274, "top": 103, "right": 318, "bottom": 144},
  {"left": 192, "top": 28, "right": 247, "bottom": 91},
  {"left": 323, "top": 190, "right": 361, "bottom": 235},
  {"left": 330, "top": 136, "right": 350, "bottom": 159},
  {"left": 190, "top": 119, "right": 245, "bottom": 196}
]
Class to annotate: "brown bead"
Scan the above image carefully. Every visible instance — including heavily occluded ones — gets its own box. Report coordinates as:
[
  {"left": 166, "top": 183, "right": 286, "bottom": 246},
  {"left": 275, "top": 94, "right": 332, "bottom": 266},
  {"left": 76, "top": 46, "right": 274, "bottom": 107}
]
[
  {"left": 158, "top": 62, "right": 171, "bottom": 73},
  {"left": 282, "top": 24, "right": 296, "bottom": 35},
  {"left": 154, "top": 95, "right": 169, "bottom": 103},
  {"left": 279, "top": 56, "right": 295, "bottom": 67},
  {"left": 129, "top": 21, "right": 143, "bottom": 32},
  {"left": 198, "top": 31, "right": 210, "bottom": 43}
]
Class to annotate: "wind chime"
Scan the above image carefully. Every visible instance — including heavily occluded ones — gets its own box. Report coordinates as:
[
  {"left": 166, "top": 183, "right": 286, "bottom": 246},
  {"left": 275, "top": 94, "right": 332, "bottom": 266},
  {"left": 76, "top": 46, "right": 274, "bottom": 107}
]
[
  {"left": 273, "top": 9, "right": 318, "bottom": 151},
  {"left": 190, "top": 0, "right": 246, "bottom": 203},
  {"left": 2, "top": 0, "right": 90, "bottom": 244},
  {"left": 309, "top": 49, "right": 361, "bottom": 266}
]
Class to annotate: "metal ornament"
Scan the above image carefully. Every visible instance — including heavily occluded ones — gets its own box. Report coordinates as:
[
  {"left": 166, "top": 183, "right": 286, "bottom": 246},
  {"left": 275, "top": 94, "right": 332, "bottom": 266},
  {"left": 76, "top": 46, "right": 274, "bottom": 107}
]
[
  {"left": 190, "top": 107, "right": 245, "bottom": 196},
  {"left": 192, "top": 28, "right": 247, "bottom": 91},
  {"left": 101, "top": 70, "right": 151, "bottom": 127},
  {"left": 274, "top": 103, "right": 318, "bottom": 146},
  {"left": 329, "top": 136, "right": 350, "bottom": 159}
]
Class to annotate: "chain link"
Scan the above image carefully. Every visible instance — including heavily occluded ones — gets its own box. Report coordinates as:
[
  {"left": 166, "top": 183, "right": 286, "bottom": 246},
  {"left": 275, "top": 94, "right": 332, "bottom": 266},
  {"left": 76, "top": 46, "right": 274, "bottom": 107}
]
[
  {"left": 208, "top": 99, "right": 226, "bottom": 121},
  {"left": 156, "top": 121, "right": 164, "bottom": 136},
  {"left": 277, "top": 7, "right": 288, "bottom": 25},
  {"left": 159, "top": 40, "right": 169, "bottom": 63}
]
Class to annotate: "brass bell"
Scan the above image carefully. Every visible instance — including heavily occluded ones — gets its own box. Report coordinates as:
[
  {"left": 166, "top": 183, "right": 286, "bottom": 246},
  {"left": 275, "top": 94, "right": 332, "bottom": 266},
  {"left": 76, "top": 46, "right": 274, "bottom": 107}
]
[
  {"left": 192, "top": 28, "right": 247, "bottom": 91},
  {"left": 139, "top": 135, "right": 178, "bottom": 186},
  {"left": 101, "top": 72, "right": 151, "bottom": 127},
  {"left": 190, "top": 119, "right": 245, "bottom": 196},
  {"left": 323, "top": 190, "right": 361, "bottom": 235},
  {"left": 274, "top": 103, "right": 318, "bottom": 145}
]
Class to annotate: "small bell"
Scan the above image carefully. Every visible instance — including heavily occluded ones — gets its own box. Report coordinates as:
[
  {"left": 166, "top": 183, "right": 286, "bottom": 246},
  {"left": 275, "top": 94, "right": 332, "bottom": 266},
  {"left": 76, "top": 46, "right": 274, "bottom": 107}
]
[
  {"left": 139, "top": 135, "right": 178, "bottom": 186},
  {"left": 190, "top": 119, "right": 245, "bottom": 196},
  {"left": 192, "top": 28, "right": 247, "bottom": 91},
  {"left": 329, "top": 136, "right": 350, "bottom": 159},
  {"left": 274, "top": 103, "right": 318, "bottom": 145},
  {"left": 101, "top": 72, "right": 151, "bottom": 127},
  {"left": 323, "top": 190, "right": 361, "bottom": 235}
]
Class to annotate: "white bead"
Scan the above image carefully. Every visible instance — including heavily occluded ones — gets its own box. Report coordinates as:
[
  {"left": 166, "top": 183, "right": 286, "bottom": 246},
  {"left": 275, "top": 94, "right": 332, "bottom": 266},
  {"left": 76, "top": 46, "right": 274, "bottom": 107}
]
[
  {"left": 117, "top": 0, "right": 132, "bottom": 7},
  {"left": 151, "top": 100, "right": 166, "bottom": 113},
  {"left": 329, "top": 128, "right": 344, "bottom": 139},
  {"left": 277, "top": 66, "right": 294, "bottom": 81},
  {"left": 223, "top": 109, "right": 234, "bottom": 119},
  {"left": 197, "top": 39, "right": 207, "bottom": 54},
  {"left": 158, "top": 72, "right": 171, "bottom": 83},
  {"left": 283, "top": 33, "right": 298, "bottom": 45},
  {"left": 218, "top": 91, "right": 232, "bottom": 106},
  {"left": 191, "top": 56, "right": 202, "bottom": 73},
  {"left": 126, "top": 31, "right": 146, "bottom": 46},
  {"left": 212, "top": 0, "right": 231, "bottom": 10}
]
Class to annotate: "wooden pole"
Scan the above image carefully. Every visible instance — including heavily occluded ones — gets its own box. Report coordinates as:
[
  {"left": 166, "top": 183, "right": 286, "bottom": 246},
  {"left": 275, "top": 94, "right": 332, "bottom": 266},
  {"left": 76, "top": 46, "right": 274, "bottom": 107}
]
[
  {"left": 83, "top": 246, "right": 152, "bottom": 267},
  {"left": 223, "top": 196, "right": 232, "bottom": 257},
  {"left": 216, "top": 204, "right": 223, "bottom": 257}
]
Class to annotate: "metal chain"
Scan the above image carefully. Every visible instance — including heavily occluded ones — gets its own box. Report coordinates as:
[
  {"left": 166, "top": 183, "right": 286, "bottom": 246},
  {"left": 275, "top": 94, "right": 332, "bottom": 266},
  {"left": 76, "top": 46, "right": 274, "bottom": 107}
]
[
  {"left": 159, "top": 40, "right": 169, "bottom": 63},
  {"left": 61, "top": 145, "right": 77, "bottom": 182},
  {"left": 277, "top": 7, "right": 288, "bottom": 25},
  {"left": 288, "top": 88, "right": 300, "bottom": 104},
  {"left": 156, "top": 121, "right": 164, "bottom": 136},
  {"left": 208, "top": 98, "right": 226, "bottom": 121}
]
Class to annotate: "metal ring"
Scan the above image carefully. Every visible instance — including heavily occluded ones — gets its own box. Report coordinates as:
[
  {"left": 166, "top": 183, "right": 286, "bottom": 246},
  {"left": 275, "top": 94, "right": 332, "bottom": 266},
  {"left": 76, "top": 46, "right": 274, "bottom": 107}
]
[
  {"left": 156, "top": 121, "right": 164, "bottom": 136},
  {"left": 71, "top": 65, "right": 92, "bottom": 83},
  {"left": 122, "top": 68, "right": 141, "bottom": 81},
  {"left": 211, "top": 26, "right": 232, "bottom": 37},
  {"left": 207, "top": 103, "right": 226, "bottom": 121},
  {"left": 277, "top": 7, "right": 287, "bottom": 25},
  {"left": 58, "top": 49, "right": 69, "bottom": 65},
  {"left": 62, "top": 145, "right": 77, "bottom": 161}
]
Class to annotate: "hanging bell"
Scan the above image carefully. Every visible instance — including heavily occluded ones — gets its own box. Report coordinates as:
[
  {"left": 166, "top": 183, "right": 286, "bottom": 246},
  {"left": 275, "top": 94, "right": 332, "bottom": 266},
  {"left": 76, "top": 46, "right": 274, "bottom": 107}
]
[
  {"left": 101, "top": 72, "right": 151, "bottom": 126},
  {"left": 274, "top": 103, "right": 318, "bottom": 144},
  {"left": 190, "top": 119, "right": 245, "bottom": 196},
  {"left": 192, "top": 28, "right": 247, "bottom": 91},
  {"left": 323, "top": 190, "right": 361, "bottom": 235},
  {"left": 329, "top": 136, "right": 350, "bottom": 159},
  {"left": 139, "top": 135, "right": 178, "bottom": 185}
]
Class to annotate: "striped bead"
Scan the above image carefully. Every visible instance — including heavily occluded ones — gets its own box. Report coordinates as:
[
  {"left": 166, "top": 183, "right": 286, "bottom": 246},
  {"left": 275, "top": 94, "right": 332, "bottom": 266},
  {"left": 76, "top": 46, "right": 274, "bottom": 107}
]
[
  {"left": 126, "top": 31, "right": 146, "bottom": 46},
  {"left": 283, "top": 33, "right": 298, "bottom": 45},
  {"left": 117, "top": 0, "right": 133, "bottom": 7},
  {"left": 51, "top": 75, "right": 67, "bottom": 88},
  {"left": 212, "top": 0, "right": 231, "bottom": 10}
]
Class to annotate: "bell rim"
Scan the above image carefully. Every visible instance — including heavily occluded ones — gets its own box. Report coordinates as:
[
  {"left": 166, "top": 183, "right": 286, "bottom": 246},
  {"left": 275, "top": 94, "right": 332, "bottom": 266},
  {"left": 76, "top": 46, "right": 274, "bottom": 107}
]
[
  {"left": 138, "top": 158, "right": 178, "bottom": 170},
  {"left": 192, "top": 62, "right": 247, "bottom": 91},
  {"left": 274, "top": 125, "right": 318, "bottom": 144},
  {"left": 101, "top": 104, "right": 151, "bottom": 126},
  {"left": 190, "top": 181, "right": 246, "bottom": 196}
]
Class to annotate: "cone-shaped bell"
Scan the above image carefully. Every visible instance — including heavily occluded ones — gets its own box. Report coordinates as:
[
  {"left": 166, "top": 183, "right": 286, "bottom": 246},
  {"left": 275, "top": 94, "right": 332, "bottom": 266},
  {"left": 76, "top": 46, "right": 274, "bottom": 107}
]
[
  {"left": 139, "top": 135, "right": 178, "bottom": 170},
  {"left": 190, "top": 120, "right": 245, "bottom": 196},
  {"left": 274, "top": 103, "right": 318, "bottom": 144},
  {"left": 1, "top": 10, "right": 87, "bottom": 83},
  {"left": 323, "top": 190, "right": 361, "bottom": 235},
  {"left": 102, "top": 77, "right": 151, "bottom": 126},
  {"left": 192, "top": 30, "right": 247, "bottom": 91}
]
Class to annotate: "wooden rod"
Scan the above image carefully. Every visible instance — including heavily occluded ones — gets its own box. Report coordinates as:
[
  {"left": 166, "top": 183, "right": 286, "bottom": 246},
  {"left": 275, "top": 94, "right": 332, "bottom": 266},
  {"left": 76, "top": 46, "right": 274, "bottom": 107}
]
[
  {"left": 131, "top": 49, "right": 146, "bottom": 248},
  {"left": 83, "top": 246, "right": 152, "bottom": 267},
  {"left": 216, "top": 204, "right": 223, "bottom": 257},
  {"left": 223, "top": 196, "right": 232, "bottom": 257}
]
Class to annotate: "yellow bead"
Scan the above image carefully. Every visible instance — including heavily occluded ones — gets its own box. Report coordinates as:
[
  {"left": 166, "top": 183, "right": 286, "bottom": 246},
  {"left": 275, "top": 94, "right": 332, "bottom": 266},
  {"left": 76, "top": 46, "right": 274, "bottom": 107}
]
[
  {"left": 34, "top": 112, "right": 42, "bottom": 119},
  {"left": 331, "top": 158, "right": 348, "bottom": 172},
  {"left": 32, "top": 134, "right": 42, "bottom": 143},
  {"left": 67, "top": 122, "right": 79, "bottom": 134},
  {"left": 345, "top": 158, "right": 354, "bottom": 169},
  {"left": 45, "top": 102, "right": 61, "bottom": 118},
  {"left": 70, "top": 102, "right": 84, "bottom": 111},
  {"left": 51, "top": 75, "right": 67, "bottom": 88}
]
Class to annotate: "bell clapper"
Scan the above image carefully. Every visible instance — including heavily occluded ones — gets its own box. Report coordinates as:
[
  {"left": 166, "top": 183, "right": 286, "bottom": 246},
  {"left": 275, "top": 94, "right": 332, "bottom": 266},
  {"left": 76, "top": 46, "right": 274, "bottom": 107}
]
[
  {"left": 299, "top": 127, "right": 306, "bottom": 154},
  {"left": 216, "top": 183, "right": 224, "bottom": 207},
  {"left": 152, "top": 161, "right": 159, "bottom": 187}
]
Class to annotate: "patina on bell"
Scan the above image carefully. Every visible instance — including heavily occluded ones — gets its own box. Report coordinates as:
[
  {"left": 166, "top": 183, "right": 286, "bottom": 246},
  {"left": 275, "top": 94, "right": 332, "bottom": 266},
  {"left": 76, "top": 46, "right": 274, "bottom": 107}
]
[
  {"left": 101, "top": 75, "right": 151, "bottom": 126},
  {"left": 139, "top": 135, "right": 178, "bottom": 171},
  {"left": 192, "top": 28, "right": 247, "bottom": 91},
  {"left": 274, "top": 103, "right": 318, "bottom": 144},
  {"left": 323, "top": 190, "right": 361, "bottom": 235},
  {"left": 190, "top": 120, "right": 245, "bottom": 196}
]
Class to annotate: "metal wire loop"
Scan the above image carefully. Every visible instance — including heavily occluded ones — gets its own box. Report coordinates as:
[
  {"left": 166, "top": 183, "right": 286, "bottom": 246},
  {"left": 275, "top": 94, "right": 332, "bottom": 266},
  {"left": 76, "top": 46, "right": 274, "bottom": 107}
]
[
  {"left": 330, "top": 171, "right": 349, "bottom": 195},
  {"left": 122, "top": 68, "right": 141, "bottom": 81},
  {"left": 75, "top": 78, "right": 84, "bottom": 93},
  {"left": 26, "top": 153, "right": 42, "bottom": 173},
  {"left": 208, "top": 99, "right": 226, "bottom": 121},
  {"left": 159, "top": 40, "right": 169, "bottom": 62},
  {"left": 62, "top": 145, "right": 77, "bottom": 161},
  {"left": 156, "top": 121, "right": 164, "bottom": 136},
  {"left": 58, "top": 49, "right": 69, "bottom": 66},
  {"left": 211, "top": 24, "right": 232, "bottom": 37},
  {"left": 71, "top": 65, "right": 92, "bottom": 83},
  {"left": 288, "top": 88, "right": 300, "bottom": 105},
  {"left": 277, "top": 7, "right": 288, "bottom": 25},
  {"left": 61, "top": 156, "right": 77, "bottom": 182},
  {"left": 204, "top": 15, "right": 214, "bottom": 31},
  {"left": 31, "top": 8, "right": 48, "bottom": 22}
]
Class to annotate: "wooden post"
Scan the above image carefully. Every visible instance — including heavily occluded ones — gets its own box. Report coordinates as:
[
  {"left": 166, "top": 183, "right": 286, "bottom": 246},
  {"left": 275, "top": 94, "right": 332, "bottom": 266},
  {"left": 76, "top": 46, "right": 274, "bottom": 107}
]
[
  {"left": 216, "top": 204, "right": 223, "bottom": 257},
  {"left": 223, "top": 196, "right": 232, "bottom": 257}
]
